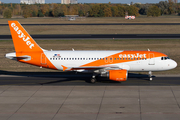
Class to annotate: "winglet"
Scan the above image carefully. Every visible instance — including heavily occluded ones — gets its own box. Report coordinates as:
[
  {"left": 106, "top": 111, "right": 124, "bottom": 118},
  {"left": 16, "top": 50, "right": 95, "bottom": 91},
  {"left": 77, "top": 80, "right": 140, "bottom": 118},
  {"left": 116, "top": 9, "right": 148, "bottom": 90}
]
[{"left": 61, "top": 65, "right": 68, "bottom": 71}]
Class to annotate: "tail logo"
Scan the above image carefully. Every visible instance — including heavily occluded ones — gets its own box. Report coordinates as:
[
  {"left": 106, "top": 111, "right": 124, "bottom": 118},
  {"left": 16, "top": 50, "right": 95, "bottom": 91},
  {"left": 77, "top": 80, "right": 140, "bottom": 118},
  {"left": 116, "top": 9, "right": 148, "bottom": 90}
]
[{"left": 11, "top": 23, "right": 34, "bottom": 49}]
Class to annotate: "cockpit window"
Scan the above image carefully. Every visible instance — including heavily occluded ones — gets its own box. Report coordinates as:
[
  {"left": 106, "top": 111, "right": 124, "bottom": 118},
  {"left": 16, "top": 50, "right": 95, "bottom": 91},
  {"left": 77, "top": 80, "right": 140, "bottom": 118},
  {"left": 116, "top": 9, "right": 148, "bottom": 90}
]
[{"left": 161, "top": 57, "right": 170, "bottom": 60}]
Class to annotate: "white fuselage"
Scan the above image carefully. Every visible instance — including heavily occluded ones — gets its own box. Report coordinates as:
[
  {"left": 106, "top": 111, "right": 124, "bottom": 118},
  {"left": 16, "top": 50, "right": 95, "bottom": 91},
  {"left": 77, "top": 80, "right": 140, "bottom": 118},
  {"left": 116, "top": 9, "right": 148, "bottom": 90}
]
[{"left": 43, "top": 50, "right": 177, "bottom": 72}]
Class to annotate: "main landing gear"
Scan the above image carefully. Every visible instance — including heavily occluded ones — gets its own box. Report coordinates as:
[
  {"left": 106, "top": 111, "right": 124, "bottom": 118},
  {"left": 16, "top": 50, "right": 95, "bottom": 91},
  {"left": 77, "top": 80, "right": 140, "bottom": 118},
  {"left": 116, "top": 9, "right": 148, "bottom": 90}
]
[
  {"left": 90, "top": 74, "right": 97, "bottom": 84},
  {"left": 149, "top": 71, "right": 153, "bottom": 81},
  {"left": 85, "top": 74, "right": 98, "bottom": 84}
]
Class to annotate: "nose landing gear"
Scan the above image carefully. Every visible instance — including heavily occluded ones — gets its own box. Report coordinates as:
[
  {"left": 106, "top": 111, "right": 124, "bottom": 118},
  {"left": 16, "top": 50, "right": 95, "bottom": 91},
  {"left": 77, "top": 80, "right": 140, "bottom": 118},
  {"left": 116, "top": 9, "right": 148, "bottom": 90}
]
[{"left": 149, "top": 71, "right": 153, "bottom": 81}]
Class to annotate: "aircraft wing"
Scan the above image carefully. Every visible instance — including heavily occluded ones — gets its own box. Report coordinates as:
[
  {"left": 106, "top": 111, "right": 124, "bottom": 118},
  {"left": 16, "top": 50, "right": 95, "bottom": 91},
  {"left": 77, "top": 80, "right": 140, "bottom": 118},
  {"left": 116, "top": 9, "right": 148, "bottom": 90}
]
[{"left": 62, "top": 65, "right": 121, "bottom": 71}]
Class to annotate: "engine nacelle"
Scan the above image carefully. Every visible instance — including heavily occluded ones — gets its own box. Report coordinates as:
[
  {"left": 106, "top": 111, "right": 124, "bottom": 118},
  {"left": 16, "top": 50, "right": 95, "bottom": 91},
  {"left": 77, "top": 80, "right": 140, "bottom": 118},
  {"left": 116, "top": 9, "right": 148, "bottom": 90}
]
[{"left": 108, "top": 69, "right": 128, "bottom": 82}]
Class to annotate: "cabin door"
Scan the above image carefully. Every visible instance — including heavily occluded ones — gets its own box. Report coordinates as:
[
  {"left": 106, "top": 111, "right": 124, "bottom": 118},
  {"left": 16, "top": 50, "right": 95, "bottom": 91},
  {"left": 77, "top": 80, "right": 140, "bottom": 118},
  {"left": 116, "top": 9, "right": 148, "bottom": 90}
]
[
  {"left": 148, "top": 53, "right": 155, "bottom": 65},
  {"left": 41, "top": 53, "right": 47, "bottom": 65}
]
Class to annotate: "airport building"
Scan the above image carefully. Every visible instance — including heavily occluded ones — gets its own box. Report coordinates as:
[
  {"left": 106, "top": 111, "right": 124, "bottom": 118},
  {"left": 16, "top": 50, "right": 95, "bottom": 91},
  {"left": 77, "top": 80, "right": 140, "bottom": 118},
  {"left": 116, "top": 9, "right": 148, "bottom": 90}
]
[
  {"left": 61, "top": 0, "right": 77, "bottom": 4},
  {"left": 61, "top": 0, "right": 70, "bottom": 4},
  {"left": 20, "top": 0, "right": 45, "bottom": 4},
  {"left": 70, "top": 0, "right": 78, "bottom": 4},
  {"left": 174, "top": 0, "right": 178, "bottom": 3}
]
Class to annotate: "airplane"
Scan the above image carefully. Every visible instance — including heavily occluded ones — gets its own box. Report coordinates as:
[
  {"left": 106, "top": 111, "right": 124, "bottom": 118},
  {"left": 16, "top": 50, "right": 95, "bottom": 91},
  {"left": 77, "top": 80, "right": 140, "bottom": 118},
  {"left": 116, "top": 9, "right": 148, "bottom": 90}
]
[{"left": 5, "top": 21, "right": 177, "bottom": 83}]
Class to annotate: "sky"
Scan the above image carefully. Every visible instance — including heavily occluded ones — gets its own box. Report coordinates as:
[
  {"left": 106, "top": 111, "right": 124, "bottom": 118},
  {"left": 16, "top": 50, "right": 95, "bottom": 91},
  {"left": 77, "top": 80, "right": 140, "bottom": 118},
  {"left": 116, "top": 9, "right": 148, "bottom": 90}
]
[{"left": 0, "top": 0, "right": 169, "bottom": 4}]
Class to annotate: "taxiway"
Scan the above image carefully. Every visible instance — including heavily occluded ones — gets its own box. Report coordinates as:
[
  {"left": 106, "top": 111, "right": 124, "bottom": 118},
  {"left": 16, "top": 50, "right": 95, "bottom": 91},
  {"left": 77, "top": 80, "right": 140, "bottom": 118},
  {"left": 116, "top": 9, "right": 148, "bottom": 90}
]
[{"left": 0, "top": 73, "right": 180, "bottom": 120}]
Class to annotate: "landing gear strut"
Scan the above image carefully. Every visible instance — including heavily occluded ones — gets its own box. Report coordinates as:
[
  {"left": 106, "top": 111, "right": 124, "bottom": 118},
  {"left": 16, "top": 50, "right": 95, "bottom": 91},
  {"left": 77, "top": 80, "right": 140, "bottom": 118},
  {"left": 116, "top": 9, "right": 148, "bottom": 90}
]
[
  {"left": 90, "top": 74, "right": 97, "bottom": 84},
  {"left": 149, "top": 71, "right": 153, "bottom": 81}
]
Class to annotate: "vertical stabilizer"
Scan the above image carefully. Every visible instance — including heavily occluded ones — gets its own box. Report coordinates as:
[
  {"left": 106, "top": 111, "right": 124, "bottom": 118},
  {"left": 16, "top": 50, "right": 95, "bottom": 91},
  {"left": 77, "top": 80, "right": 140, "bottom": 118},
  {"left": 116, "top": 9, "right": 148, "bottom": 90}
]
[{"left": 8, "top": 21, "right": 42, "bottom": 52}]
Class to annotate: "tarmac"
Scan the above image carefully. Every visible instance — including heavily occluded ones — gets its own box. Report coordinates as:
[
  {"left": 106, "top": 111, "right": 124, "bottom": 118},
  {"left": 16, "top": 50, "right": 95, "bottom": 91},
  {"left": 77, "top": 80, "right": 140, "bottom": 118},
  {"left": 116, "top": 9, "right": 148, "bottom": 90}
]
[
  {"left": 0, "top": 85, "right": 180, "bottom": 120},
  {"left": 0, "top": 74, "right": 180, "bottom": 120}
]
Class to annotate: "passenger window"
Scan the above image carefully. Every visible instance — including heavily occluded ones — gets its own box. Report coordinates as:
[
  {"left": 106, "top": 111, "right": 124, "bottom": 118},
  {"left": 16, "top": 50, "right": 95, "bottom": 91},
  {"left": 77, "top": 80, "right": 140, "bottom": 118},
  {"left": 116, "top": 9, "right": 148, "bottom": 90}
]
[
  {"left": 69, "top": 58, "right": 71, "bottom": 60},
  {"left": 131, "top": 58, "right": 133, "bottom": 60},
  {"left": 61, "top": 58, "right": 63, "bottom": 60},
  {"left": 80, "top": 58, "right": 82, "bottom": 60},
  {"left": 50, "top": 58, "right": 52, "bottom": 60},
  {"left": 161, "top": 57, "right": 163, "bottom": 60},
  {"left": 67, "top": 58, "right": 68, "bottom": 60},
  {"left": 94, "top": 58, "right": 96, "bottom": 60},
  {"left": 64, "top": 58, "right": 66, "bottom": 60},
  {"left": 117, "top": 58, "right": 119, "bottom": 60},
  {"left": 53, "top": 58, "right": 55, "bottom": 60},
  {"left": 72, "top": 58, "right": 74, "bottom": 60}
]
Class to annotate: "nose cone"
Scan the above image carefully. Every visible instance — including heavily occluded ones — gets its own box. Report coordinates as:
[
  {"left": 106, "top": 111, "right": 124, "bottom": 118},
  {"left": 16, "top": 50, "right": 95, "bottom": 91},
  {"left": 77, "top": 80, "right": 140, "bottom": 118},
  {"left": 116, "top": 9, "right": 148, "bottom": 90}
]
[{"left": 170, "top": 60, "right": 177, "bottom": 69}]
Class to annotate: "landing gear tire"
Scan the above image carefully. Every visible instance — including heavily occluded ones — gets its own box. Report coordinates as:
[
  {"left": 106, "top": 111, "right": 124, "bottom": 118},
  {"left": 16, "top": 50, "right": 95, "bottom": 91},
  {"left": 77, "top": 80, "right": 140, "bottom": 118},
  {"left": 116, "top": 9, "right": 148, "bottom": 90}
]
[
  {"left": 90, "top": 78, "right": 97, "bottom": 84},
  {"left": 149, "top": 71, "right": 153, "bottom": 81}
]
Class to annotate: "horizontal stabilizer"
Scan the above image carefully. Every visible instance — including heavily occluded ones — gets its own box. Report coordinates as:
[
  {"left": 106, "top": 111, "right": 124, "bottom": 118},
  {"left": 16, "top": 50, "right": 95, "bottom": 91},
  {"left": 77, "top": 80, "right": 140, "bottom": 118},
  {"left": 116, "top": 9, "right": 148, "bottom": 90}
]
[{"left": 5, "top": 52, "right": 31, "bottom": 61}]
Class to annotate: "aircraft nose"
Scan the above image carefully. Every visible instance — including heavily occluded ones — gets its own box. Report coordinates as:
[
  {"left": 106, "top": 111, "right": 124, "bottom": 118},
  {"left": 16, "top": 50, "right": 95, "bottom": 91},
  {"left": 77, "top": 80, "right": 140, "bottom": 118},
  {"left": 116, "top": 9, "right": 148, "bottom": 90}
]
[{"left": 170, "top": 60, "right": 177, "bottom": 69}]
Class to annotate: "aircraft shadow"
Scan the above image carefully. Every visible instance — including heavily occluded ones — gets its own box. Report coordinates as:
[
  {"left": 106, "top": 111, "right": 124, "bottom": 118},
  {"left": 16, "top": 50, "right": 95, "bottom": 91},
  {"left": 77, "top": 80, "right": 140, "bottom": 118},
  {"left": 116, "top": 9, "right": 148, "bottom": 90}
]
[
  {"left": 0, "top": 70, "right": 179, "bottom": 86},
  {"left": 0, "top": 70, "right": 151, "bottom": 84}
]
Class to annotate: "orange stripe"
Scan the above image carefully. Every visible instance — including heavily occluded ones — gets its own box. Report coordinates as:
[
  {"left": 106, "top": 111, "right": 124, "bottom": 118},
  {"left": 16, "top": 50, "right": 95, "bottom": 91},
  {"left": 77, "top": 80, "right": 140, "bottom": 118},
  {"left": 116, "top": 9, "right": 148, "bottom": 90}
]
[{"left": 81, "top": 51, "right": 167, "bottom": 67}]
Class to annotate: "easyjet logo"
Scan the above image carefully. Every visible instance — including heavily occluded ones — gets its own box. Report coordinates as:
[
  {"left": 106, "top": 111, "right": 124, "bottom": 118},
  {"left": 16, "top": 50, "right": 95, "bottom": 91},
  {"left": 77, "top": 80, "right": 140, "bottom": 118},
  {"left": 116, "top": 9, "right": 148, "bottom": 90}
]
[
  {"left": 119, "top": 53, "right": 147, "bottom": 58},
  {"left": 11, "top": 23, "right": 34, "bottom": 49}
]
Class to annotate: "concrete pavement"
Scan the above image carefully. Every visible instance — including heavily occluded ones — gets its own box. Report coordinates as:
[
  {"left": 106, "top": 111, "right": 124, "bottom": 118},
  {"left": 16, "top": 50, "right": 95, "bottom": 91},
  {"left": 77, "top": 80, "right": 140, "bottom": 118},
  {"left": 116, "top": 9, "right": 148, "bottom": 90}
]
[{"left": 0, "top": 86, "right": 180, "bottom": 120}]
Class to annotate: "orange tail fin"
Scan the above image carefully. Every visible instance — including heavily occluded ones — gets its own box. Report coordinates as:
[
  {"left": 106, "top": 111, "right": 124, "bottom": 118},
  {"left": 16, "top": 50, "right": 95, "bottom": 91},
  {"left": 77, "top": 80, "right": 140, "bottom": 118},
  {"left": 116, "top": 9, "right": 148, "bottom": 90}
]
[{"left": 8, "top": 21, "right": 43, "bottom": 52}]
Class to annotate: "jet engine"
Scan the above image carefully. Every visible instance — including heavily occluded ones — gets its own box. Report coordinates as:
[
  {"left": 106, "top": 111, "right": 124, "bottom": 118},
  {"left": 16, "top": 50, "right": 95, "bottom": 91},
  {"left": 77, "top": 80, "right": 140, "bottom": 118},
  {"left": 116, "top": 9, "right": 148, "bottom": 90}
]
[{"left": 108, "top": 69, "right": 128, "bottom": 81}]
